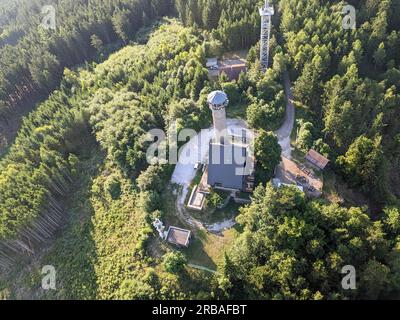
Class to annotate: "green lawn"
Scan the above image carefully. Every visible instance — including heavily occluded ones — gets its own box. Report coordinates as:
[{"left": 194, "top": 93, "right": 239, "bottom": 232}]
[
  {"left": 183, "top": 227, "right": 239, "bottom": 270},
  {"left": 185, "top": 199, "right": 242, "bottom": 270}
]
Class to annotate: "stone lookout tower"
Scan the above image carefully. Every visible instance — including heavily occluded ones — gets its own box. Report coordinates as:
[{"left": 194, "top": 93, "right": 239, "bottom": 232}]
[{"left": 207, "top": 90, "right": 229, "bottom": 144}]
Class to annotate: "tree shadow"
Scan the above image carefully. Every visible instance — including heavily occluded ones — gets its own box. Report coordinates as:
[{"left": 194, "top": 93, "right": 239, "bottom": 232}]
[
  {"left": 40, "top": 145, "right": 104, "bottom": 299},
  {"left": 183, "top": 234, "right": 217, "bottom": 271},
  {"left": 35, "top": 143, "right": 103, "bottom": 299}
]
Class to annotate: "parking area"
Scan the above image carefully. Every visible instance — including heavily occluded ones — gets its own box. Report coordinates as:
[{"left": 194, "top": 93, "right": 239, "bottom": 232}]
[{"left": 275, "top": 156, "right": 323, "bottom": 197}]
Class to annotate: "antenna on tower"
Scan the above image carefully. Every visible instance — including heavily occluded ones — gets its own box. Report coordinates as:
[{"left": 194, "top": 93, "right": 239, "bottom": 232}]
[{"left": 259, "top": 0, "right": 274, "bottom": 72}]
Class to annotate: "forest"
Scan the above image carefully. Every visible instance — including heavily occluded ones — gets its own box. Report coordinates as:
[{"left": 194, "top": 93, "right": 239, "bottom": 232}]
[
  {"left": 0, "top": 0, "right": 174, "bottom": 153},
  {"left": 0, "top": 0, "right": 399, "bottom": 300}
]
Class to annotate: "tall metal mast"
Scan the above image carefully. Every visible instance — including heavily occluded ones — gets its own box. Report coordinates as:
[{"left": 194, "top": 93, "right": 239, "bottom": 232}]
[{"left": 259, "top": 0, "right": 274, "bottom": 72}]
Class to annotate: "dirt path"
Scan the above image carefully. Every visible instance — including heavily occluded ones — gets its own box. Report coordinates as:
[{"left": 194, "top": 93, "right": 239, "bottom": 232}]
[
  {"left": 174, "top": 185, "right": 205, "bottom": 230},
  {"left": 188, "top": 263, "right": 217, "bottom": 274},
  {"left": 174, "top": 186, "right": 237, "bottom": 234},
  {"left": 205, "top": 218, "right": 236, "bottom": 233},
  {"left": 275, "top": 71, "right": 295, "bottom": 159}
]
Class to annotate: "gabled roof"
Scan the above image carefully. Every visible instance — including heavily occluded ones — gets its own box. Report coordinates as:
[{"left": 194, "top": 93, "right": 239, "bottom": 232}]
[
  {"left": 218, "top": 59, "right": 247, "bottom": 80},
  {"left": 219, "top": 65, "right": 247, "bottom": 81},
  {"left": 305, "top": 149, "right": 330, "bottom": 170}
]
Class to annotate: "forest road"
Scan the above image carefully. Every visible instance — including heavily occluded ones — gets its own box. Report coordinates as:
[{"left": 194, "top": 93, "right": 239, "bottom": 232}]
[{"left": 275, "top": 70, "right": 295, "bottom": 159}]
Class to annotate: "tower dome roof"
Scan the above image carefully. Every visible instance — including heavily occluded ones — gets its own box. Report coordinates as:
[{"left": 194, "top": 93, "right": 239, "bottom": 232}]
[{"left": 207, "top": 90, "right": 228, "bottom": 106}]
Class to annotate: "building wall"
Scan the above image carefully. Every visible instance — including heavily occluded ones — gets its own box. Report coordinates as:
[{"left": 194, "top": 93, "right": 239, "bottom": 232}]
[{"left": 211, "top": 108, "right": 228, "bottom": 144}]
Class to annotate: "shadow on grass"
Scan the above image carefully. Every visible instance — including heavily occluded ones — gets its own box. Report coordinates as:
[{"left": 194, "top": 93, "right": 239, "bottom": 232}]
[
  {"left": 40, "top": 144, "right": 104, "bottom": 299},
  {"left": 183, "top": 236, "right": 217, "bottom": 271}
]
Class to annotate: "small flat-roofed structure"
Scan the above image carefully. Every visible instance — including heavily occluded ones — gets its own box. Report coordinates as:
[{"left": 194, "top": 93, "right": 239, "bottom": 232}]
[
  {"left": 166, "top": 226, "right": 191, "bottom": 247},
  {"left": 305, "top": 149, "right": 330, "bottom": 170},
  {"left": 206, "top": 57, "right": 218, "bottom": 69},
  {"left": 187, "top": 185, "right": 206, "bottom": 211},
  {"left": 206, "top": 58, "right": 219, "bottom": 78}
]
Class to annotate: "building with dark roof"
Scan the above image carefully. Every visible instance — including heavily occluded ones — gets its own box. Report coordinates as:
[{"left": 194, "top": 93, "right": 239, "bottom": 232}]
[
  {"left": 305, "top": 149, "right": 330, "bottom": 170},
  {"left": 186, "top": 91, "right": 255, "bottom": 212},
  {"left": 206, "top": 58, "right": 247, "bottom": 81},
  {"left": 207, "top": 142, "right": 247, "bottom": 191},
  {"left": 219, "top": 60, "right": 247, "bottom": 81}
]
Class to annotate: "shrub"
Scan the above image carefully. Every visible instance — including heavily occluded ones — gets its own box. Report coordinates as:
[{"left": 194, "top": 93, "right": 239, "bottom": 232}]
[{"left": 163, "top": 251, "right": 187, "bottom": 274}]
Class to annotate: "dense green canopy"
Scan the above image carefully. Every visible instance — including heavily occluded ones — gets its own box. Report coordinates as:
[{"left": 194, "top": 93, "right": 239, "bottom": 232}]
[{"left": 0, "top": 0, "right": 399, "bottom": 300}]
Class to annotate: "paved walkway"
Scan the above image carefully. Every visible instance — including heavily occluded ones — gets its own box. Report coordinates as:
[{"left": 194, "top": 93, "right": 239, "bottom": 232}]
[
  {"left": 188, "top": 263, "right": 217, "bottom": 274},
  {"left": 275, "top": 71, "right": 295, "bottom": 159}
]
